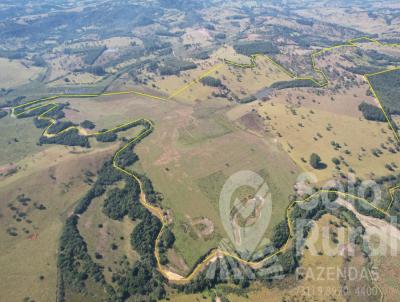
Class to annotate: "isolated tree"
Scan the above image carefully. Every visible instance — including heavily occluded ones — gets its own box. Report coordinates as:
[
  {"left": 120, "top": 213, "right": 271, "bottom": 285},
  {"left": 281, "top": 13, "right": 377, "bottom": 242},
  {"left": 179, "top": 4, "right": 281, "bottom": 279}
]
[{"left": 310, "top": 153, "right": 322, "bottom": 169}]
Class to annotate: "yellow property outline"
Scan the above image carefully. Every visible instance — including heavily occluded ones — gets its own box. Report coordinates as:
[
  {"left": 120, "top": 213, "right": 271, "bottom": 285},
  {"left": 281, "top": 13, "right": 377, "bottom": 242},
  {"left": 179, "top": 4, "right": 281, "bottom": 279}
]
[
  {"left": 5, "top": 36, "right": 400, "bottom": 286},
  {"left": 224, "top": 36, "right": 400, "bottom": 142}
]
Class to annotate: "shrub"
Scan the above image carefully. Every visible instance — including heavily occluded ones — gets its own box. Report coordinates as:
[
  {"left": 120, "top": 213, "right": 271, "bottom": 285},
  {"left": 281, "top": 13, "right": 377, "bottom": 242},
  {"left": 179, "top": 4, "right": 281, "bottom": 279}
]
[
  {"left": 80, "top": 120, "right": 96, "bottom": 129},
  {"left": 270, "top": 79, "right": 319, "bottom": 90},
  {"left": 200, "top": 76, "right": 222, "bottom": 87},
  {"left": 310, "top": 153, "right": 325, "bottom": 169},
  {"left": 39, "top": 129, "right": 90, "bottom": 148},
  {"left": 96, "top": 131, "right": 117, "bottom": 142},
  {"left": 233, "top": 41, "right": 279, "bottom": 56},
  {"left": 358, "top": 102, "right": 386, "bottom": 122},
  {"left": 238, "top": 95, "right": 257, "bottom": 104}
]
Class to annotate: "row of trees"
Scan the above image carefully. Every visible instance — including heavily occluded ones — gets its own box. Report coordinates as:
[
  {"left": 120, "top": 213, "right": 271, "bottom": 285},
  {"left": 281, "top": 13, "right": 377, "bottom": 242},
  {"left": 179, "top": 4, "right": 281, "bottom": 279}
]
[
  {"left": 200, "top": 76, "right": 222, "bottom": 87},
  {"left": 369, "top": 69, "right": 400, "bottom": 113},
  {"left": 47, "top": 121, "right": 75, "bottom": 134},
  {"left": 270, "top": 79, "right": 319, "bottom": 90},
  {"left": 58, "top": 215, "right": 113, "bottom": 299},
  {"left": 358, "top": 101, "right": 386, "bottom": 122},
  {"left": 96, "top": 131, "right": 117, "bottom": 142},
  {"left": 39, "top": 129, "right": 90, "bottom": 147},
  {"left": 233, "top": 41, "right": 279, "bottom": 56},
  {"left": 159, "top": 59, "right": 197, "bottom": 76},
  {"left": 108, "top": 145, "right": 166, "bottom": 300},
  {"left": 57, "top": 120, "right": 170, "bottom": 301}
]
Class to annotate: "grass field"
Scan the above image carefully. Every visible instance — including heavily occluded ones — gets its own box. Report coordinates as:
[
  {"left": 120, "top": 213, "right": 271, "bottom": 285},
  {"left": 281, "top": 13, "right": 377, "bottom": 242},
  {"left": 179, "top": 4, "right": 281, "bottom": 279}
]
[
  {"left": 2, "top": 29, "right": 399, "bottom": 299},
  {"left": 45, "top": 54, "right": 83, "bottom": 82},
  {"left": 142, "top": 46, "right": 291, "bottom": 104},
  {"left": 0, "top": 142, "right": 115, "bottom": 302},
  {"left": 211, "top": 46, "right": 292, "bottom": 96},
  {"left": 23, "top": 92, "right": 298, "bottom": 275},
  {"left": 373, "top": 255, "right": 400, "bottom": 301},
  {"left": 297, "top": 7, "right": 398, "bottom": 35},
  {"left": 132, "top": 96, "right": 299, "bottom": 271},
  {"left": 244, "top": 100, "right": 400, "bottom": 183},
  {"left": 0, "top": 115, "right": 44, "bottom": 166},
  {"left": 2, "top": 1, "right": 400, "bottom": 300},
  {"left": 0, "top": 58, "right": 44, "bottom": 88},
  {"left": 18, "top": 89, "right": 299, "bottom": 274},
  {"left": 49, "top": 72, "right": 103, "bottom": 86}
]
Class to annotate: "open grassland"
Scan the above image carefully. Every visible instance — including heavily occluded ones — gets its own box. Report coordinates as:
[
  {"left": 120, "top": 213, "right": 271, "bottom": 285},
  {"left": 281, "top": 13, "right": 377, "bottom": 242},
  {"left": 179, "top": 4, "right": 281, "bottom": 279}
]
[
  {"left": 10, "top": 91, "right": 298, "bottom": 277},
  {"left": 65, "top": 279, "right": 108, "bottom": 302},
  {"left": 143, "top": 46, "right": 291, "bottom": 103},
  {"left": 181, "top": 27, "right": 212, "bottom": 47},
  {"left": 297, "top": 7, "right": 399, "bottom": 35},
  {"left": 292, "top": 214, "right": 350, "bottom": 301},
  {"left": 373, "top": 256, "right": 400, "bottom": 301},
  {"left": 49, "top": 72, "right": 103, "bottom": 86},
  {"left": 133, "top": 97, "right": 299, "bottom": 271},
  {"left": 0, "top": 115, "right": 44, "bottom": 166},
  {"left": 61, "top": 95, "right": 164, "bottom": 130},
  {"left": 57, "top": 92, "right": 299, "bottom": 275},
  {"left": 0, "top": 142, "right": 116, "bottom": 302},
  {"left": 0, "top": 58, "right": 44, "bottom": 88},
  {"left": 44, "top": 54, "right": 84, "bottom": 82},
  {"left": 241, "top": 100, "right": 400, "bottom": 183},
  {"left": 212, "top": 47, "right": 292, "bottom": 97},
  {"left": 144, "top": 60, "right": 220, "bottom": 102},
  {"left": 268, "top": 83, "right": 370, "bottom": 118},
  {"left": 213, "top": 46, "right": 252, "bottom": 65}
]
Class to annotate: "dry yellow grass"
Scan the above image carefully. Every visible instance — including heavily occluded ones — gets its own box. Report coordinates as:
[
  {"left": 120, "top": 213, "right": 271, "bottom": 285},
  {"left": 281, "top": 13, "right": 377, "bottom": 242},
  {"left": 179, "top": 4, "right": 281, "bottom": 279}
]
[
  {"left": 251, "top": 101, "right": 400, "bottom": 182},
  {"left": 297, "top": 7, "right": 397, "bottom": 34},
  {"left": 45, "top": 54, "right": 84, "bottom": 82},
  {"left": 0, "top": 58, "right": 43, "bottom": 88},
  {"left": 372, "top": 255, "right": 400, "bottom": 301},
  {"left": 50, "top": 72, "right": 102, "bottom": 86},
  {"left": 215, "top": 58, "right": 292, "bottom": 97},
  {"left": 144, "top": 46, "right": 291, "bottom": 103},
  {"left": 55, "top": 37, "right": 141, "bottom": 52},
  {"left": 140, "top": 59, "right": 221, "bottom": 103},
  {"left": 294, "top": 214, "right": 349, "bottom": 302},
  {"left": 181, "top": 28, "right": 212, "bottom": 46}
]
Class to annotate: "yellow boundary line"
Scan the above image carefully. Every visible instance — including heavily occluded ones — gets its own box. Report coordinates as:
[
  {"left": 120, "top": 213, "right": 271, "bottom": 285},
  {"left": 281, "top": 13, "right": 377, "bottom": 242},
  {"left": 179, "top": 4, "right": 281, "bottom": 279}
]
[
  {"left": 167, "top": 63, "right": 224, "bottom": 99},
  {"left": 224, "top": 36, "right": 400, "bottom": 142},
  {"left": 364, "top": 68, "right": 400, "bottom": 142},
  {"left": 7, "top": 36, "right": 400, "bottom": 285}
]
